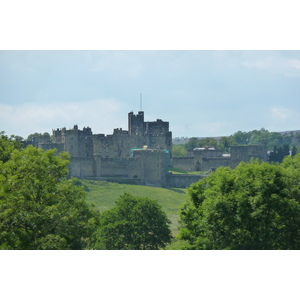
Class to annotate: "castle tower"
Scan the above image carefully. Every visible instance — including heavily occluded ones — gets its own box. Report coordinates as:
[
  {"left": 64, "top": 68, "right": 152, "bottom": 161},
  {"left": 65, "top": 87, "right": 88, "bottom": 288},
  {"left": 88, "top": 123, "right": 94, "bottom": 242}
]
[{"left": 128, "top": 111, "right": 145, "bottom": 136}]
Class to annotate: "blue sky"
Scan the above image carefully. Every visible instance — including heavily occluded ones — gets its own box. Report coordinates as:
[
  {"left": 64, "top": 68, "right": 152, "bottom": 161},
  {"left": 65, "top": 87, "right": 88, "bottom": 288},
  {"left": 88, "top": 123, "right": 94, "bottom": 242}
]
[{"left": 1, "top": 50, "right": 300, "bottom": 139}]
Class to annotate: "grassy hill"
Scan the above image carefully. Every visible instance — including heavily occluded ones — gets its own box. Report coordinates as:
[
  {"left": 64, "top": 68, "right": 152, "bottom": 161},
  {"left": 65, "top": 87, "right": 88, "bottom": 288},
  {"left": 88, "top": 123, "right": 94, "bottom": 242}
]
[{"left": 79, "top": 180, "right": 188, "bottom": 236}]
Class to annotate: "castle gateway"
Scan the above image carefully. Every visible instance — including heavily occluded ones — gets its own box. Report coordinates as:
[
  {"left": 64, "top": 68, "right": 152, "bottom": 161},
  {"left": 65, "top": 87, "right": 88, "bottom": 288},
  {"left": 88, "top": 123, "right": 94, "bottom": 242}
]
[{"left": 39, "top": 111, "right": 268, "bottom": 188}]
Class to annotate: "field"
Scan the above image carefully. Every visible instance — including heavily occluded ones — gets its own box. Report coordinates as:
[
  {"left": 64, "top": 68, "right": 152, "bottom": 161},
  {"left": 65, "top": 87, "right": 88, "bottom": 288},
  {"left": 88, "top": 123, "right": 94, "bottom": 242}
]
[
  {"left": 169, "top": 167, "right": 208, "bottom": 175},
  {"left": 80, "top": 180, "right": 188, "bottom": 236}
]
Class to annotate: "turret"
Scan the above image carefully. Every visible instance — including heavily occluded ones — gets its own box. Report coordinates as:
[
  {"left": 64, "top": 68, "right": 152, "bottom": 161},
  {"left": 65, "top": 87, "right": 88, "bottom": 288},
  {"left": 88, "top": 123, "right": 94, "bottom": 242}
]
[{"left": 128, "top": 111, "right": 144, "bottom": 136}]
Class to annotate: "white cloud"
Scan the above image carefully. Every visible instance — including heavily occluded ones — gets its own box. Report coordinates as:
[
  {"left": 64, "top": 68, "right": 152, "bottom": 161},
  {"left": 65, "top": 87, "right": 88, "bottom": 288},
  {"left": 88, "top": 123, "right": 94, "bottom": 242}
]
[
  {"left": 271, "top": 107, "right": 290, "bottom": 121},
  {"left": 268, "top": 106, "right": 300, "bottom": 131},
  {"left": 0, "top": 99, "right": 126, "bottom": 138},
  {"left": 288, "top": 59, "right": 300, "bottom": 70},
  {"left": 240, "top": 52, "right": 300, "bottom": 76}
]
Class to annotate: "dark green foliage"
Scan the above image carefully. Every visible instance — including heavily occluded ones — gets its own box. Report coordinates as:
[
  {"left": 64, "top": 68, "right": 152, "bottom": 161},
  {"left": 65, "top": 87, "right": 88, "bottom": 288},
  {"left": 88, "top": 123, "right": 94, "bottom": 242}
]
[
  {"left": 291, "top": 145, "right": 297, "bottom": 156},
  {"left": 218, "top": 136, "right": 236, "bottom": 152},
  {"left": 184, "top": 137, "right": 218, "bottom": 151},
  {"left": 231, "top": 129, "right": 300, "bottom": 153},
  {"left": 91, "top": 193, "right": 172, "bottom": 250},
  {"left": 172, "top": 145, "right": 188, "bottom": 157},
  {"left": 179, "top": 129, "right": 300, "bottom": 156},
  {"left": 269, "top": 144, "right": 290, "bottom": 163},
  {"left": 0, "top": 132, "right": 23, "bottom": 163},
  {"left": 232, "top": 130, "right": 250, "bottom": 145},
  {"left": 179, "top": 157, "right": 300, "bottom": 250},
  {"left": 0, "top": 145, "right": 99, "bottom": 250}
]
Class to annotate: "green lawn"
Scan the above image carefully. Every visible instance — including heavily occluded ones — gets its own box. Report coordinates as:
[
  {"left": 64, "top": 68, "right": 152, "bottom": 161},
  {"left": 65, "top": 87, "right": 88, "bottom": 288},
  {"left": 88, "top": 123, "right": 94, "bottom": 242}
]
[
  {"left": 169, "top": 167, "right": 208, "bottom": 175},
  {"left": 80, "top": 180, "right": 188, "bottom": 236}
]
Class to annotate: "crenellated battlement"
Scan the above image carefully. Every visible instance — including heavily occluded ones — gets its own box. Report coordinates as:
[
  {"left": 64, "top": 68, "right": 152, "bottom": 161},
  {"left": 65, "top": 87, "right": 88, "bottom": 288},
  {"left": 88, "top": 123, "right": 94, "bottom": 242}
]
[
  {"left": 37, "top": 110, "right": 268, "bottom": 188},
  {"left": 38, "top": 111, "right": 172, "bottom": 187}
]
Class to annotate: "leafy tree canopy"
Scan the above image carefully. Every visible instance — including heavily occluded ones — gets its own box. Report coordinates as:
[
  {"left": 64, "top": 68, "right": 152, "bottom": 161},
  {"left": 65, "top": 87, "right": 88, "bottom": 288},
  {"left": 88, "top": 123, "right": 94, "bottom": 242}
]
[
  {"left": 179, "top": 129, "right": 299, "bottom": 155},
  {"left": 91, "top": 193, "right": 172, "bottom": 250},
  {"left": 172, "top": 145, "right": 188, "bottom": 157},
  {"left": 0, "top": 145, "right": 100, "bottom": 250},
  {"left": 269, "top": 144, "right": 293, "bottom": 163},
  {"left": 178, "top": 156, "right": 300, "bottom": 250},
  {"left": 184, "top": 137, "right": 218, "bottom": 151},
  {"left": 0, "top": 131, "right": 23, "bottom": 163}
]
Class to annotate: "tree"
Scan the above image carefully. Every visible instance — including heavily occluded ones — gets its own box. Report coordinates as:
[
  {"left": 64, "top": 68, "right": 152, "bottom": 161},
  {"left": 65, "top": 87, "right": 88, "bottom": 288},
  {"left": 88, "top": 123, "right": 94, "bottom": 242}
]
[
  {"left": 282, "top": 143, "right": 290, "bottom": 157},
  {"left": 184, "top": 137, "right": 200, "bottom": 151},
  {"left": 0, "top": 145, "right": 99, "bottom": 250},
  {"left": 172, "top": 144, "right": 188, "bottom": 157},
  {"left": 291, "top": 145, "right": 297, "bottom": 156},
  {"left": 232, "top": 130, "right": 250, "bottom": 145},
  {"left": 198, "top": 138, "right": 218, "bottom": 149},
  {"left": 269, "top": 144, "right": 290, "bottom": 163},
  {"left": 0, "top": 132, "right": 23, "bottom": 163},
  {"left": 91, "top": 193, "right": 172, "bottom": 250},
  {"left": 218, "top": 136, "right": 236, "bottom": 152},
  {"left": 178, "top": 160, "right": 300, "bottom": 250}
]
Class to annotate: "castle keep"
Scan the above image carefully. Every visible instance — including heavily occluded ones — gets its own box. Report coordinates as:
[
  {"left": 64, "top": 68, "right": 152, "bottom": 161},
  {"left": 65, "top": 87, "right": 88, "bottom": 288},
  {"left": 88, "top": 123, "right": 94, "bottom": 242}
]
[
  {"left": 39, "top": 111, "right": 268, "bottom": 188},
  {"left": 39, "top": 111, "right": 172, "bottom": 187}
]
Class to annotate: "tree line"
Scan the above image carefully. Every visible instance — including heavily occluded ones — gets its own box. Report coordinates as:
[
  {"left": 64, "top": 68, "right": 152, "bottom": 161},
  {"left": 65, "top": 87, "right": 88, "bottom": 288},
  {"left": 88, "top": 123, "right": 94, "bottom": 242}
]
[{"left": 173, "top": 128, "right": 300, "bottom": 162}]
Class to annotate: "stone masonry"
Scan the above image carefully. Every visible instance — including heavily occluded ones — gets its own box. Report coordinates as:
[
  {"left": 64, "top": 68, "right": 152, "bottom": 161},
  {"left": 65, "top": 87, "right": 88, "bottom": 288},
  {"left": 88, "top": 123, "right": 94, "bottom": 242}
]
[
  {"left": 39, "top": 111, "right": 268, "bottom": 188},
  {"left": 39, "top": 111, "right": 172, "bottom": 187}
]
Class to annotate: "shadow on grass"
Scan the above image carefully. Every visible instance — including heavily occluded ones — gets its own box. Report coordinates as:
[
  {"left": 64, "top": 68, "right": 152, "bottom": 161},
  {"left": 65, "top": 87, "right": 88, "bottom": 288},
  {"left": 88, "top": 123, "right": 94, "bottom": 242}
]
[
  {"left": 166, "top": 188, "right": 186, "bottom": 194},
  {"left": 74, "top": 180, "right": 90, "bottom": 192}
]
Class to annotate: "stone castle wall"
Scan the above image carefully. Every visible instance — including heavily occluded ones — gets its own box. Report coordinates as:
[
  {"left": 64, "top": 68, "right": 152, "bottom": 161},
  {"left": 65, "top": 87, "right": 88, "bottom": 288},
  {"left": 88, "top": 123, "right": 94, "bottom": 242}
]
[
  {"left": 201, "top": 157, "right": 232, "bottom": 170},
  {"left": 132, "top": 149, "right": 168, "bottom": 187},
  {"left": 39, "top": 111, "right": 172, "bottom": 187},
  {"left": 172, "top": 144, "right": 267, "bottom": 172},
  {"left": 166, "top": 174, "right": 206, "bottom": 188},
  {"left": 70, "top": 158, "right": 94, "bottom": 178},
  {"left": 172, "top": 157, "right": 195, "bottom": 171},
  {"left": 38, "top": 110, "right": 268, "bottom": 188}
]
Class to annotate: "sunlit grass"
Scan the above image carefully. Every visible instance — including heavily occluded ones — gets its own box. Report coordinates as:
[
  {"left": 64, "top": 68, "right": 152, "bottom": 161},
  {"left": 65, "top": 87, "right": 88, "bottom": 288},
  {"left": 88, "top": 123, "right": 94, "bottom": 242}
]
[{"left": 80, "top": 180, "right": 188, "bottom": 236}]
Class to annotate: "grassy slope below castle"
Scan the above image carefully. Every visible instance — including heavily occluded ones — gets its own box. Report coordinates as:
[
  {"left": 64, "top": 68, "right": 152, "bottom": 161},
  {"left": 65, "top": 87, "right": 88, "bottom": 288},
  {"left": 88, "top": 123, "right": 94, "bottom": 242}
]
[{"left": 80, "top": 180, "right": 188, "bottom": 236}]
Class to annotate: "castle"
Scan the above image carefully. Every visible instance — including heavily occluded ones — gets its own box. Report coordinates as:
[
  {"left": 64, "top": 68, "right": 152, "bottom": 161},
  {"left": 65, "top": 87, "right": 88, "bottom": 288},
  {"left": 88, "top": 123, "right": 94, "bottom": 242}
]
[
  {"left": 172, "top": 145, "right": 268, "bottom": 172},
  {"left": 39, "top": 111, "right": 172, "bottom": 187},
  {"left": 38, "top": 111, "right": 267, "bottom": 188}
]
